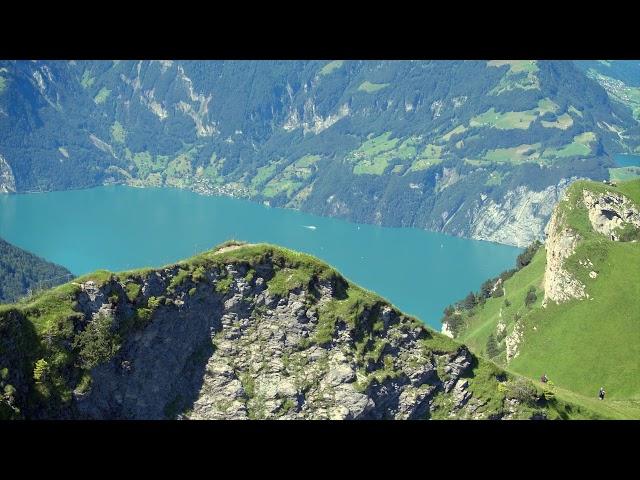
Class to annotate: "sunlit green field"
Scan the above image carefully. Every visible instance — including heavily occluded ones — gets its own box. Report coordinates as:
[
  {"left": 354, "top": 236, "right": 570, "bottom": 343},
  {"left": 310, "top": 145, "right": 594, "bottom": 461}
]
[{"left": 456, "top": 179, "right": 640, "bottom": 417}]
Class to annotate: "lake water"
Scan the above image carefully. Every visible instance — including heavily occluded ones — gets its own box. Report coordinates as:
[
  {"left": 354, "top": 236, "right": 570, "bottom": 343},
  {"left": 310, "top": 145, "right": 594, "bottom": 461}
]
[
  {"left": 614, "top": 154, "right": 640, "bottom": 168},
  {"left": 0, "top": 186, "right": 520, "bottom": 328}
]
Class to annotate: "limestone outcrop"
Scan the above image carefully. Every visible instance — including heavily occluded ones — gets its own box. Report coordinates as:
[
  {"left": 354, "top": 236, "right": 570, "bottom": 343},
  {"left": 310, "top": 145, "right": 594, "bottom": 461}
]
[
  {"left": 73, "top": 260, "right": 486, "bottom": 420},
  {"left": 469, "top": 179, "right": 574, "bottom": 248},
  {"left": 543, "top": 207, "right": 586, "bottom": 304},
  {"left": 0, "top": 154, "right": 16, "bottom": 193},
  {"left": 583, "top": 189, "right": 640, "bottom": 241},
  {"left": 543, "top": 186, "right": 640, "bottom": 304}
]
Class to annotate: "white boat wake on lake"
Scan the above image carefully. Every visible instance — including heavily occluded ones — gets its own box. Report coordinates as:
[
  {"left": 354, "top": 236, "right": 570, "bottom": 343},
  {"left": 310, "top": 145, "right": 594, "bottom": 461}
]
[{"left": 303, "top": 225, "right": 317, "bottom": 230}]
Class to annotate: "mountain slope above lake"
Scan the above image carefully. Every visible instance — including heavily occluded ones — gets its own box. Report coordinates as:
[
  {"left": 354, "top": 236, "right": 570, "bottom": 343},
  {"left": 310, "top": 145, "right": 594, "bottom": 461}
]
[
  {"left": 2, "top": 60, "right": 639, "bottom": 246},
  {"left": 0, "top": 237, "right": 72, "bottom": 303}
]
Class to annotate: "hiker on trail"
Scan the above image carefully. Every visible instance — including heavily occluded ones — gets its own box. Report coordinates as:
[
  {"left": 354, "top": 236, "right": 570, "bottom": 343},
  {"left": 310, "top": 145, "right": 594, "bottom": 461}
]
[
  {"left": 599, "top": 387, "right": 606, "bottom": 400},
  {"left": 540, "top": 374, "right": 548, "bottom": 383}
]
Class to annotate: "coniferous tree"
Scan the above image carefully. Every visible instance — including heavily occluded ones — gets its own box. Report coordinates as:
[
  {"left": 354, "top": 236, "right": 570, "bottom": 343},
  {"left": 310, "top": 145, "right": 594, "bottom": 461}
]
[
  {"left": 486, "top": 333, "right": 499, "bottom": 359},
  {"left": 525, "top": 286, "right": 537, "bottom": 307}
]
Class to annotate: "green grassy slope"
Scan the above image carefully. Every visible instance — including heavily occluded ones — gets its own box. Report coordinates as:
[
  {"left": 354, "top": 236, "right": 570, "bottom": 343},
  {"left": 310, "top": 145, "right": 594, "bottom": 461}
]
[
  {"left": 457, "top": 247, "right": 547, "bottom": 357},
  {"left": 509, "top": 241, "right": 640, "bottom": 399},
  {"left": 0, "top": 241, "right": 609, "bottom": 419},
  {"left": 451, "top": 178, "right": 640, "bottom": 417}
]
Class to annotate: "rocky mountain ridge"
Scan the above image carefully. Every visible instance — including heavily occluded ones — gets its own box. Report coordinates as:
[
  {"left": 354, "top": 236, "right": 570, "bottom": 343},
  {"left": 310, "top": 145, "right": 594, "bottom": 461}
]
[{"left": 0, "top": 243, "right": 591, "bottom": 420}]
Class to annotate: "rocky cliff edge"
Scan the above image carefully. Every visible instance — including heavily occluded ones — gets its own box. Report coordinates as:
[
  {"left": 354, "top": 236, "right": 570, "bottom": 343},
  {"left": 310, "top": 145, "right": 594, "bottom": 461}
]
[{"left": 1, "top": 242, "right": 576, "bottom": 419}]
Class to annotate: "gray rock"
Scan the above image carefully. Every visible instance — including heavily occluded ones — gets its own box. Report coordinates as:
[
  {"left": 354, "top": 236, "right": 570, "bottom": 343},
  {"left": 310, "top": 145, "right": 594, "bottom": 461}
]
[{"left": 68, "top": 259, "right": 512, "bottom": 420}]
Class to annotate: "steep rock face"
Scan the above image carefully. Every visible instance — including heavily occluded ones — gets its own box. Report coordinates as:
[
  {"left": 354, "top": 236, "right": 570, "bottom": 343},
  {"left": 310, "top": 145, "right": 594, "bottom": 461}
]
[
  {"left": 469, "top": 179, "right": 574, "bottom": 248},
  {"left": 543, "top": 207, "right": 586, "bottom": 303},
  {"left": 435, "top": 180, "right": 640, "bottom": 418},
  {"left": 505, "top": 321, "right": 524, "bottom": 363},
  {"left": 73, "top": 262, "right": 485, "bottom": 420},
  {"left": 543, "top": 185, "right": 640, "bottom": 304},
  {"left": 0, "top": 154, "right": 15, "bottom": 193}
]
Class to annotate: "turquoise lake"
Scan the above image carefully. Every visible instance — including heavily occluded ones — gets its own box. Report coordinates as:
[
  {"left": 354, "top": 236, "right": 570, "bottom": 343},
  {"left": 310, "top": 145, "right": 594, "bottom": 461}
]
[
  {"left": 615, "top": 154, "right": 640, "bottom": 168},
  {"left": 0, "top": 186, "right": 521, "bottom": 328}
]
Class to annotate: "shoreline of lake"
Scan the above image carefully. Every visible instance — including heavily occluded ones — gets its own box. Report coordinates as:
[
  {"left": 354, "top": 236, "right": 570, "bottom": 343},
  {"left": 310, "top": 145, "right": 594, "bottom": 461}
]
[{"left": 0, "top": 185, "right": 521, "bottom": 328}]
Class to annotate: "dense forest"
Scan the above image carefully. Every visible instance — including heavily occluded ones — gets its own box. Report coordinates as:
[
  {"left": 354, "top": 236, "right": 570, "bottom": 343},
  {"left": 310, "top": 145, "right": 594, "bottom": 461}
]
[
  {"left": 1, "top": 60, "right": 639, "bottom": 245},
  {"left": 0, "top": 237, "right": 72, "bottom": 303}
]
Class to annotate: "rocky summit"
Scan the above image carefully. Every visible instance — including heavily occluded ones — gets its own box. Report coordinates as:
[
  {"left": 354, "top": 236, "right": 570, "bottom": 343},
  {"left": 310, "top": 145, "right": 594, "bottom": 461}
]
[{"left": 0, "top": 242, "right": 590, "bottom": 420}]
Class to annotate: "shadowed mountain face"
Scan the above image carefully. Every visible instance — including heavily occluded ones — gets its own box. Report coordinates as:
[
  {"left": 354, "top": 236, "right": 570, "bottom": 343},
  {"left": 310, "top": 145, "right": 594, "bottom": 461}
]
[
  {"left": 0, "top": 243, "right": 599, "bottom": 420},
  {"left": 1, "top": 60, "right": 639, "bottom": 246},
  {"left": 575, "top": 60, "right": 640, "bottom": 130}
]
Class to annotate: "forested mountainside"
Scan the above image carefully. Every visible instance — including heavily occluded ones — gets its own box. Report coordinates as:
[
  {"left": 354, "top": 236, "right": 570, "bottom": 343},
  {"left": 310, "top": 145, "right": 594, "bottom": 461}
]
[
  {"left": 0, "top": 237, "right": 72, "bottom": 303},
  {"left": 576, "top": 60, "right": 640, "bottom": 87},
  {"left": 441, "top": 179, "right": 640, "bottom": 419},
  {"left": 1, "top": 60, "right": 639, "bottom": 246},
  {"left": 575, "top": 60, "right": 640, "bottom": 121},
  {"left": 0, "top": 242, "right": 606, "bottom": 420}
]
